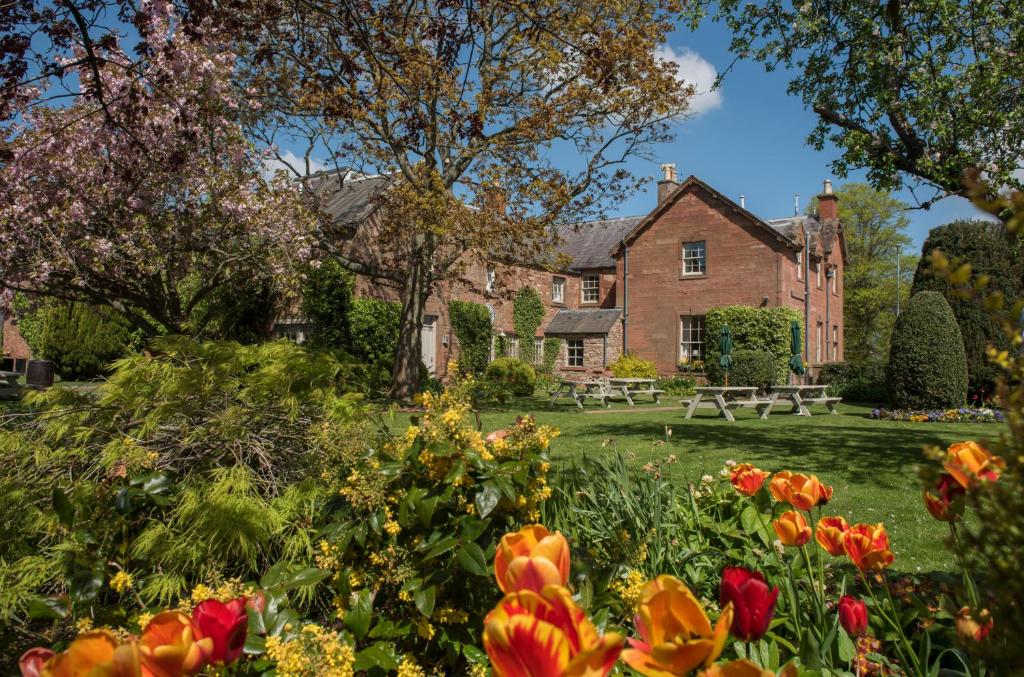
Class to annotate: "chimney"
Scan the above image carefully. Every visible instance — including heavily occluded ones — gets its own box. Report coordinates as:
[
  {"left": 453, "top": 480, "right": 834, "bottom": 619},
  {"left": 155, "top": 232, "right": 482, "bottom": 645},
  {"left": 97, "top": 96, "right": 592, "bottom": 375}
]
[
  {"left": 818, "top": 179, "right": 838, "bottom": 220},
  {"left": 739, "top": 194, "right": 746, "bottom": 209},
  {"left": 657, "top": 162, "right": 678, "bottom": 204}
]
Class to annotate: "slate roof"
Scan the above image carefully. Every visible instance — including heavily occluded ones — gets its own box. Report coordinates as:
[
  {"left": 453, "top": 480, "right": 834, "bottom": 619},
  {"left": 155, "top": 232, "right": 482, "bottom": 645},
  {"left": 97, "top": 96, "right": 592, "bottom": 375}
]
[
  {"left": 765, "top": 216, "right": 842, "bottom": 256},
  {"left": 311, "top": 170, "right": 392, "bottom": 227},
  {"left": 554, "top": 216, "right": 643, "bottom": 271},
  {"left": 545, "top": 308, "right": 622, "bottom": 335}
]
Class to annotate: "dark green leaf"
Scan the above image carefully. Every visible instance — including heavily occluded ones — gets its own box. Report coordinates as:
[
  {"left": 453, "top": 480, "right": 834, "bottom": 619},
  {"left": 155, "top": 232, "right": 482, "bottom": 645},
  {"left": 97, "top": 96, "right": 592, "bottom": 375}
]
[
  {"left": 27, "top": 595, "right": 69, "bottom": 620},
  {"left": 456, "top": 542, "right": 489, "bottom": 577},
  {"left": 353, "top": 641, "right": 399, "bottom": 671},
  {"left": 52, "top": 487, "right": 75, "bottom": 529},
  {"left": 414, "top": 586, "right": 436, "bottom": 617},
  {"left": 243, "top": 633, "right": 267, "bottom": 655},
  {"left": 345, "top": 589, "right": 373, "bottom": 639},
  {"left": 280, "top": 567, "right": 331, "bottom": 590},
  {"left": 69, "top": 568, "right": 103, "bottom": 604},
  {"left": 475, "top": 482, "right": 501, "bottom": 518}
]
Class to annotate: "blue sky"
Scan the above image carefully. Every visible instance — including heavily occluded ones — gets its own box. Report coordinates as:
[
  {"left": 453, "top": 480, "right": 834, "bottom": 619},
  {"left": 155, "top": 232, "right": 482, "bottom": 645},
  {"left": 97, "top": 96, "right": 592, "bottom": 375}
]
[{"left": 604, "top": 18, "right": 992, "bottom": 252}]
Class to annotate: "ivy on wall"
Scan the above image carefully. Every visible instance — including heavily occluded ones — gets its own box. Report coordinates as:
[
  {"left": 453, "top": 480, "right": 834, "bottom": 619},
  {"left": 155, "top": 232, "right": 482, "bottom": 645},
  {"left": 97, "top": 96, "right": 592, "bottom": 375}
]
[
  {"left": 542, "top": 337, "right": 561, "bottom": 373},
  {"left": 449, "top": 300, "right": 493, "bottom": 375},
  {"left": 512, "top": 287, "right": 545, "bottom": 364},
  {"left": 704, "top": 306, "right": 803, "bottom": 382}
]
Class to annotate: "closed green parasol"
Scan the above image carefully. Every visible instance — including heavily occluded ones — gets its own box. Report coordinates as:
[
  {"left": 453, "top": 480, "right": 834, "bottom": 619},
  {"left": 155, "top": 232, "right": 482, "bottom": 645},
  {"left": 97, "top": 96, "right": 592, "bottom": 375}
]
[
  {"left": 719, "top": 324, "right": 733, "bottom": 386},
  {"left": 789, "top": 320, "right": 805, "bottom": 376}
]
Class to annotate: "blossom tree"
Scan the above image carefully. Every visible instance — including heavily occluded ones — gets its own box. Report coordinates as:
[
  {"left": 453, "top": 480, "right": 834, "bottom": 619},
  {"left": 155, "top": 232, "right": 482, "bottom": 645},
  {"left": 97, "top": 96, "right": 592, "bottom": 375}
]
[
  {"left": 245, "top": 0, "right": 695, "bottom": 399},
  {"left": 0, "top": 1, "right": 315, "bottom": 336}
]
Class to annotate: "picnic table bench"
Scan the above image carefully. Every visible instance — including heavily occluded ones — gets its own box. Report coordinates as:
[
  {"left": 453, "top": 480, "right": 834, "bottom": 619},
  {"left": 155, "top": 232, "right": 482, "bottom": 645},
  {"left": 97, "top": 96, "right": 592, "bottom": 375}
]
[
  {"left": 761, "top": 385, "right": 841, "bottom": 417},
  {"left": 608, "top": 377, "right": 664, "bottom": 406},
  {"left": 683, "top": 386, "right": 771, "bottom": 422},
  {"left": 548, "top": 379, "right": 611, "bottom": 409}
]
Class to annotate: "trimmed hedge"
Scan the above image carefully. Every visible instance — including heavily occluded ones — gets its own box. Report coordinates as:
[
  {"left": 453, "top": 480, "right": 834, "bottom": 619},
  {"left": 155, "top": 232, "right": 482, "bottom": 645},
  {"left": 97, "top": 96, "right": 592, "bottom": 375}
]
[
  {"left": 484, "top": 357, "right": 537, "bottom": 396},
  {"left": 449, "top": 300, "right": 493, "bottom": 375},
  {"left": 38, "top": 303, "right": 140, "bottom": 380},
  {"left": 706, "top": 349, "right": 777, "bottom": 391},
  {"left": 817, "top": 360, "right": 887, "bottom": 403},
  {"left": 704, "top": 306, "right": 803, "bottom": 383},
  {"left": 911, "top": 219, "right": 1024, "bottom": 396},
  {"left": 609, "top": 354, "right": 658, "bottom": 379},
  {"left": 887, "top": 291, "right": 968, "bottom": 408},
  {"left": 348, "top": 298, "right": 402, "bottom": 365}
]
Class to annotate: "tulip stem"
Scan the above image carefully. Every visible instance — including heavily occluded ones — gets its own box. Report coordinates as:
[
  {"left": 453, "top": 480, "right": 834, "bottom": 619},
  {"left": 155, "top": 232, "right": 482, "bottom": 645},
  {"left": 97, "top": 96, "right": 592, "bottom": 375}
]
[
  {"left": 799, "top": 545, "right": 824, "bottom": 628},
  {"left": 865, "top": 573, "right": 923, "bottom": 675},
  {"left": 948, "top": 522, "right": 980, "bottom": 609}
]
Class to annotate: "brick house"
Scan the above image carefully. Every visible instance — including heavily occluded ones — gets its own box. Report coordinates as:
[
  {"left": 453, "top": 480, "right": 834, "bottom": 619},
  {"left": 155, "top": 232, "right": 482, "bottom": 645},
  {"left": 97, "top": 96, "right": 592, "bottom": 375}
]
[{"left": 279, "top": 165, "right": 845, "bottom": 379}]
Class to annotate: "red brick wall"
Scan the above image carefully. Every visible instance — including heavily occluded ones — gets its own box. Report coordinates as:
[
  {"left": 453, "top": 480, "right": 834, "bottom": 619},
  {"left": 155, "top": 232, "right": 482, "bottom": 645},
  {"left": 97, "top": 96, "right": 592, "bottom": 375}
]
[{"left": 778, "top": 229, "right": 845, "bottom": 366}]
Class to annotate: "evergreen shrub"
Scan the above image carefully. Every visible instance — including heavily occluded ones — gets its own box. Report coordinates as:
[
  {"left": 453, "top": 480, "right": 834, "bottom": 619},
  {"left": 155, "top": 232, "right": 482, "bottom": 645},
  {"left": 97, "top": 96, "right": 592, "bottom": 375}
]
[
  {"left": 484, "top": 357, "right": 537, "bottom": 396},
  {"left": 347, "top": 298, "right": 402, "bottom": 364},
  {"left": 609, "top": 353, "right": 658, "bottom": 378},
  {"left": 818, "top": 360, "right": 887, "bottom": 403},
  {"left": 37, "top": 303, "right": 140, "bottom": 380},
  {"left": 449, "top": 300, "right": 492, "bottom": 375},
  {"left": 706, "top": 349, "right": 777, "bottom": 391},
  {"left": 301, "top": 259, "right": 355, "bottom": 349},
  {"left": 704, "top": 306, "right": 802, "bottom": 383},
  {"left": 887, "top": 291, "right": 968, "bottom": 408}
]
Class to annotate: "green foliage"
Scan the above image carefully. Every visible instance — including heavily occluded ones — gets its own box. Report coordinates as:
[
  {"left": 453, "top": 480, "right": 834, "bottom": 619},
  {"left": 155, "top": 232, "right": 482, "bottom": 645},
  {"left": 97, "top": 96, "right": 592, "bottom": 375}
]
[
  {"left": 887, "top": 291, "right": 968, "bottom": 408},
  {"left": 512, "top": 287, "right": 545, "bottom": 364},
  {"left": 301, "top": 259, "right": 355, "bottom": 349},
  {"left": 348, "top": 298, "right": 402, "bottom": 364},
  {"left": 912, "top": 220, "right": 1024, "bottom": 396},
  {"left": 542, "top": 337, "right": 561, "bottom": 373},
  {"left": 449, "top": 300, "right": 492, "bottom": 375},
  {"left": 706, "top": 349, "right": 777, "bottom": 391},
  {"left": 654, "top": 375, "right": 696, "bottom": 397},
  {"left": 37, "top": 303, "right": 141, "bottom": 380},
  {"left": 484, "top": 357, "right": 538, "bottom": 397},
  {"left": 10, "top": 293, "right": 46, "bottom": 355},
  {"left": 704, "top": 306, "right": 802, "bottom": 383},
  {"left": 817, "top": 360, "right": 887, "bottom": 403},
  {"left": 609, "top": 353, "right": 658, "bottom": 379}
]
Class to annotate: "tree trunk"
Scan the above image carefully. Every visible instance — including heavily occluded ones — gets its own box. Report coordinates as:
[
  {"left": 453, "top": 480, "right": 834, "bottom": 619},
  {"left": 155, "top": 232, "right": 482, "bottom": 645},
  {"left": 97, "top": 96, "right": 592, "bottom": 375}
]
[{"left": 388, "top": 255, "right": 430, "bottom": 401}]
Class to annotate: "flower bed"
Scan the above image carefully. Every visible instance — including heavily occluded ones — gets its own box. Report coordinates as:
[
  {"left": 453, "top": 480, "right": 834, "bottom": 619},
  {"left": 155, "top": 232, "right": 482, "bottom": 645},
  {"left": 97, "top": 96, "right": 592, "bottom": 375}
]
[{"left": 871, "top": 406, "right": 1004, "bottom": 423}]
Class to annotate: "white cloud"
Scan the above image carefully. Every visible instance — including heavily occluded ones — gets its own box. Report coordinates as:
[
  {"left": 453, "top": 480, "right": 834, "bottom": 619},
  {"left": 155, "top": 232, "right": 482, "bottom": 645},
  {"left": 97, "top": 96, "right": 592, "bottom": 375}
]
[
  {"left": 264, "top": 149, "right": 326, "bottom": 178},
  {"left": 654, "top": 45, "right": 723, "bottom": 117}
]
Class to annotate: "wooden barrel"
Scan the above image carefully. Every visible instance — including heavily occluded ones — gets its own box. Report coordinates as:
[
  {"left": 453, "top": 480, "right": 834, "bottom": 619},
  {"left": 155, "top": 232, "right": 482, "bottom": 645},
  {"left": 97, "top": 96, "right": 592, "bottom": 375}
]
[{"left": 26, "top": 360, "right": 54, "bottom": 387}]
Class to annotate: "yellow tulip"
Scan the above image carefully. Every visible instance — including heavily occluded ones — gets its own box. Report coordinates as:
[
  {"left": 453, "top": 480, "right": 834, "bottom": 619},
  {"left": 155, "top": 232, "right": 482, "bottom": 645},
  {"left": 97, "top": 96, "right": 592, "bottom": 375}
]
[
  {"left": 944, "top": 441, "right": 1005, "bottom": 488},
  {"left": 494, "top": 524, "right": 570, "bottom": 594},
  {"left": 773, "top": 511, "right": 811, "bottom": 547},
  {"left": 139, "top": 611, "right": 211, "bottom": 677}
]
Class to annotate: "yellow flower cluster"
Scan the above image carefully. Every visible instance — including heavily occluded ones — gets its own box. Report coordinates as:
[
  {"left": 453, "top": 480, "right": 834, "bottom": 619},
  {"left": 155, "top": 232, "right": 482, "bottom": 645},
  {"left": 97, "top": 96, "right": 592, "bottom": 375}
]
[
  {"left": 415, "top": 617, "right": 436, "bottom": 639},
  {"left": 433, "top": 606, "right": 470, "bottom": 625},
  {"left": 265, "top": 623, "right": 355, "bottom": 677},
  {"left": 316, "top": 540, "right": 340, "bottom": 570},
  {"left": 396, "top": 656, "right": 426, "bottom": 677},
  {"left": 109, "top": 571, "right": 133, "bottom": 594},
  {"left": 609, "top": 569, "right": 647, "bottom": 609}
]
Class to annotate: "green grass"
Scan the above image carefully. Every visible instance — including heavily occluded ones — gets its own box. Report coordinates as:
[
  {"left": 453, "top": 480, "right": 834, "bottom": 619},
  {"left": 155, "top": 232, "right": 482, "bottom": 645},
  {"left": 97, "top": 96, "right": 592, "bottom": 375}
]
[{"left": 469, "top": 396, "right": 1006, "bottom": 574}]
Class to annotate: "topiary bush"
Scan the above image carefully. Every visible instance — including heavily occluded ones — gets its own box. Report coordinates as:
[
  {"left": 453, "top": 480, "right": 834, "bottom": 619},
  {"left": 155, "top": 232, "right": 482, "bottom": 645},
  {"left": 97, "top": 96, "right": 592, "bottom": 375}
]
[
  {"left": 887, "top": 291, "right": 968, "bottom": 408},
  {"left": 609, "top": 353, "right": 658, "bottom": 378},
  {"left": 484, "top": 357, "right": 538, "bottom": 396},
  {"left": 37, "top": 302, "right": 141, "bottom": 380},
  {"left": 704, "top": 306, "right": 802, "bottom": 383},
  {"left": 449, "top": 300, "right": 492, "bottom": 375},
  {"left": 706, "top": 349, "right": 777, "bottom": 391},
  {"left": 817, "top": 360, "right": 887, "bottom": 403}
]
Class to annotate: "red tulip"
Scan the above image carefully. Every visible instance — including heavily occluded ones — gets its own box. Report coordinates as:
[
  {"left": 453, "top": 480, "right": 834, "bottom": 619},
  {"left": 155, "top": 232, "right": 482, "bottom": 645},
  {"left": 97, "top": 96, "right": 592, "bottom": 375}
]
[
  {"left": 191, "top": 598, "right": 248, "bottom": 665},
  {"left": 923, "top": 473, "right": 966, "bottom": 522},
  {"left": 18, "top": 647, "right": 54, "bottom": 677},
  {"left": 719, "top": 567, "right": 779, "bottom": 641},
  {"left": 837, "top": 595, "right": 868, "bottom": 637}
]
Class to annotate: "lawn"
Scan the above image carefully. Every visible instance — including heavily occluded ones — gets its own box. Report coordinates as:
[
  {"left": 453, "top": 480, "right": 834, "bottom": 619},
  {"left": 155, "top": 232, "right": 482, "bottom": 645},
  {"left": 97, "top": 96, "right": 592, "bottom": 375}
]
[{"left": 468, "top": 396, "right": 1006, "bottom": 574}]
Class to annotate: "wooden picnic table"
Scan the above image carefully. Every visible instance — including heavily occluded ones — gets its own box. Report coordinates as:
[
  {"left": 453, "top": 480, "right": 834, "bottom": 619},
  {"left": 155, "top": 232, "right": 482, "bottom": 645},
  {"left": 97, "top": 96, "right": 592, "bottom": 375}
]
[
  {"left": 762, "top": 384, "right": 841, "bottom": 417},
  {"left": 684, "top": 386, "right": 768, "bottom": 422},
  {"left": 0, "top": 370, "right": 21, "bottom": 399},
  {"left": 548, "top": 379, "right": 610, "bottom": 409},
  {"left": 607, "top": 377, "right": 664, "bottom": 406}
]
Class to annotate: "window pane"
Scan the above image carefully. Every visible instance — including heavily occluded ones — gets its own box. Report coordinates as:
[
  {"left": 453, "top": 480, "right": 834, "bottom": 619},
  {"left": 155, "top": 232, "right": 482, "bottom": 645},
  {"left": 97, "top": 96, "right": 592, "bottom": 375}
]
[
  {"left": 679, "top": 315, "right": 705, "bottom": 361},
  {"left": 682, "top": 242, "right": 706, "bottom": 275},
  {"left": 582, "top": 275, "right": 599, "bottom": 303},
  {"left": 567, "top": 339, "right": 584, "bottom": 367},
  {"left": 552, "top": 277, "right": 564, "bottom": 302}
]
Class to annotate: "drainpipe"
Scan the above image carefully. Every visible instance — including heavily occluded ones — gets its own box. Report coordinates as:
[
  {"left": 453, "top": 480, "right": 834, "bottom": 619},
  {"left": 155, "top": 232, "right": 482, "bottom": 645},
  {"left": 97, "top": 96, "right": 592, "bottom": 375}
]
[
  {"left": 802, "top": 221, "right": 810, "bottom": 383},
  {"left": 826, "top": 268, "right": 833, "bottom": 362},
  {"left": 621, "top": 239, "right": 629, "bottom": 355}
]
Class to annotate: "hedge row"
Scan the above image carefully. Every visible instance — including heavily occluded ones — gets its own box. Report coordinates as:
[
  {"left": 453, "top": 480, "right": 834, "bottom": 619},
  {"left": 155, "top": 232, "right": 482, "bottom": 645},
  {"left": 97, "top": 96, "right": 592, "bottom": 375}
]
[{"left": 703, "top": 306, "right": 803, "bottom": 383}]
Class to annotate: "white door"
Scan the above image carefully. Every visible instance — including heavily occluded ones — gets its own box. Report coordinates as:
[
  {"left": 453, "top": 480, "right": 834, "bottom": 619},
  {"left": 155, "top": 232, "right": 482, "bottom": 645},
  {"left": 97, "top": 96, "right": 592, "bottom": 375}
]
[{"left": 421, "top": 315, "right": 437, "bottom": 374}]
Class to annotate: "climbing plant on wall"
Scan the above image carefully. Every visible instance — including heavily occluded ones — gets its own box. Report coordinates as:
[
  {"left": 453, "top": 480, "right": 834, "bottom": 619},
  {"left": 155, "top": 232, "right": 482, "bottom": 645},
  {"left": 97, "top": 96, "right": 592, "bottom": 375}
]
[
  {"left": 512, "top": 287, "right": 545, "bottom": 364},
  {"left": 449, "top": 300, "right": 493, "bottom": 375}
]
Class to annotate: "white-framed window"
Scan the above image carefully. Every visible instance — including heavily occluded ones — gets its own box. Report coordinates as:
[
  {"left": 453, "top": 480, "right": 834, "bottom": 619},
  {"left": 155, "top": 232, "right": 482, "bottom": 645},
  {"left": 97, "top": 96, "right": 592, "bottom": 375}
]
[
  {"left": 679, "top": 315, "right": 705, "bottom": 361},
  {"left": 485, "top": 266, "right": 496, "bottom": 293},
  {"left": 816, "top": 321, "right": 823, "bottom": 362},
  {"left": 552, "top": 276, "right": 565, "bottom": 303},
  {"left": 833, "top": 325, "right": 839, "bottom": 356},
  {"left": 797, "top": 251, "right": 803, "bottom": 280},
  {"left": 815, "top": 261, "right": 822, "bottom": 288},
  {"left": 682, "top": 241, "right": 706, "bottom": 276},
  {"left": 831, "top": 268, "right": 838, "bottom": 294},
  {"left": 581, "top": 274, "right": 600, "bottom": 303},
  {"left": 534, "top": 338, "right": 544, "bottom": 365},
  {"left": 566, "top": 339, "right": 584, "bottom": 367},
  {"left": 486, "top": 303, "right": 496, "bottom": 325},
  {"left": 504, "top": 335, "right": 519, "bottom": 358}
]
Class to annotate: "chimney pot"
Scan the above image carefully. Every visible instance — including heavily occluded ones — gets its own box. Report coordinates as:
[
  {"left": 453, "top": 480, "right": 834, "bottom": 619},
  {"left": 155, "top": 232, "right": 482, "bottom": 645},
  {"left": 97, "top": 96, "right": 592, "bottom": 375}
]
[
  {"left": 823, "top": 179, "right": 833, "bottom": 195},
  {"left": 657, "top": 162, "right": 679, "bottom": 205},
  {"left": 817, "top": 179, "right": 839, "bottom": 220},
  {"left": 740, "top": 194, "right": 746, "bottom": 209}
]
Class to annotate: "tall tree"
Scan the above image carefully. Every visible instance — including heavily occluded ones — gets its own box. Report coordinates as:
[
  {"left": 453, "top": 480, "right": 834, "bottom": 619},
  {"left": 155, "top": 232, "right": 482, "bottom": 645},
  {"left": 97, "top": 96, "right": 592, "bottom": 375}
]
[
  {"left": 812, "top": 183, "right": 914, "bottom": 361},
  {"left": 244, "top": 0, "right": 694, "bottom": 400},
  {"left": 0, "top": 2, "right": 315, "bottom": 336},
  {"left": 715, "top": 0, "right": 1024, "bottom": 205}
]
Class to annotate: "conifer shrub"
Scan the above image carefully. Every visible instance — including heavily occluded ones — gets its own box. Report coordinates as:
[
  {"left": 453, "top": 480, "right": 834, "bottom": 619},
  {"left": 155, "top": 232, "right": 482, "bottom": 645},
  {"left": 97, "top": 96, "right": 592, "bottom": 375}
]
[
  {"left": 706, "top": 349, "right": 777, "bottom": 391},
  {"left": 887, "top": 291, "right": 968, "bottom": 408},
  {"left": 37, "top": 303, "right": 140, "bottom": 380},
  {"left": 484, "top": 357, "right": 537, "bottom": 396}
]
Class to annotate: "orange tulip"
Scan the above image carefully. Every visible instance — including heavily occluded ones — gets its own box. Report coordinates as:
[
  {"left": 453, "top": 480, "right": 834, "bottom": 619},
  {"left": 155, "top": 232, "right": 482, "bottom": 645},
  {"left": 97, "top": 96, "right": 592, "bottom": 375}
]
[
  {"left": 768, "top": 471, "right": 792, "bottom": 502},
  {"left": 944, "top": 441, "right": 1005, "bottom": 488},
  {"left": 494, "top": 524, "right": 570, "bottom": 594},
  {"left": 815, "top": 516, "right": 849, "bottom": 556},
  {"left": 772, "top": 511, "right": 811, "bottom": 547},
  {"left": 923, "top": 473, "right": 966, "bottom": 522},
  {"left": 19, "top": 647, "right": 54, "bottom": 677},
  {"left": 483, "top": 585, "right": 623, "bottom": 677},
  {"left": 700, "top": 659, "right": 774, "bottom": 677},
  {"left": 730, "top": 464, "right": 770, "bottom": 497},
  {"left": 842, "top": 523, "right": 894, "bottom": 572},
  {"left": 621, "top": 575, "right": 732, "bottom": 677},
  {"left": 816, "top": 484, "right": 834, "bottom": 506},
  {"left": 955, "top": 607, "right": 993, "bottom": 642},
  {"left": 781, "top": 474, "right": 830, "bottom": 511},
  {"left": 39, "top": 631, "right": 141, "bottom": 677},
  {"left": 139, "top": 611, "right": 211, "bottom": 677}
]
